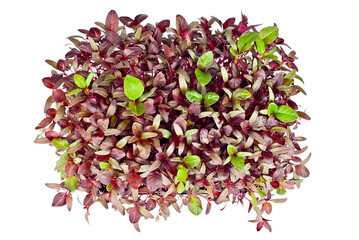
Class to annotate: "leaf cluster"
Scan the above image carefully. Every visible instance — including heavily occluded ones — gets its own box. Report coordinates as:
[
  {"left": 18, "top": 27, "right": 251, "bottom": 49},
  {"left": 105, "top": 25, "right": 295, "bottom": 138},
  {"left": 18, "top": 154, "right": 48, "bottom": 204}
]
[{"left": 35, "top": 10, "right": 311, "bottom": 232}]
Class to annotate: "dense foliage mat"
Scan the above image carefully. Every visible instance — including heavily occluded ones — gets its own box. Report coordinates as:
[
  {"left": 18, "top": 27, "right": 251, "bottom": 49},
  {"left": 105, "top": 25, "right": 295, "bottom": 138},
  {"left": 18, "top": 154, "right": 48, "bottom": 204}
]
[{"left": 35, "top": 10, "right": 311, "bottom": 232}]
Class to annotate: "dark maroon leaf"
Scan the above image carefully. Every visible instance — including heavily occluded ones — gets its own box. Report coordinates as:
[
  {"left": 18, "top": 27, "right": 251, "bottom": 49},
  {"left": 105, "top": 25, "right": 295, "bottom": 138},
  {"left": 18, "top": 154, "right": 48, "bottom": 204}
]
[
  {"left": 105, "top": 10, "right": 119, "bottom": 31},
  {"left": 42, "top": 77, "right": 54, "bottom": 89},
  {"left": 153, "top": 72, "right": 166, "bottom": 88},
  {"left": 157, "top": 19, "right": 170, "bottom": 32},
  {"left": 223, "top": 17, "right": 235, "bottom": 29},
  {"left": 176, "top": 14, "right": 189, "bottom": 36},
  {"left": 124, "top": 47, "right": 143, "bottom": 59},
  {"left": 119, "top": 16, "right": 134, "bottom": 27},
  {"left": 52, "top": 192, "right": 67, "bottom": 207},
  {"left": 134, "top": 14, "right": 148, "bottom": 24},
  {"left": 52, "top": 89, "right": 66, "bottom": 103}
]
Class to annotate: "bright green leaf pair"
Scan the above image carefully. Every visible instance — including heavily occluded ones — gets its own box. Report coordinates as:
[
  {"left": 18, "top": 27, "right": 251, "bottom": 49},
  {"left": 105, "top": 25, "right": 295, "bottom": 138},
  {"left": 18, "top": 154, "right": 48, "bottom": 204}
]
[
  {"left": 124, "top": 75, "right": 147, "bottom": 116},
  {"left": 74, "top": 73, "right": 94, "bottom": 89},
  {"left": 237, "top": 26, "right": 278, "bottom": 53},
  {"left": 267, "top": 103, "right": 298, "bottom": 122},
  {"left": 186, "top": 90, "right": 219, "bottom": 106},
  {"left": 68, "top": 73, "right": 95, "bottom": 95}
]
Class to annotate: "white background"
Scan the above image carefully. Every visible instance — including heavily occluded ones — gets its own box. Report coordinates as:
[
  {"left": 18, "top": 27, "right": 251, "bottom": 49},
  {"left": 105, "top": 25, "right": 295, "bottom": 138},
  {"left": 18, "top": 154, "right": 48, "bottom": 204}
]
[{"left": 1, "top": 0, "right": 358, "bottom": 239}]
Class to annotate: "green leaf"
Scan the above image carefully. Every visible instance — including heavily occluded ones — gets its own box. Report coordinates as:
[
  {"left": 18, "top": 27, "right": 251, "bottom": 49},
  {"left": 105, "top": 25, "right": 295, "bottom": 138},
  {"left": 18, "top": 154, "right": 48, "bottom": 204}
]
[
  {"left": 56, "top": 153, "right": 69, "bottom": 169},
  {"left": 188, "top": 195, "right": 203, "bottom": 216},
  {"left": 223, "top": 87, "right": 232, "bottom": 99},
  {"left": 221, "top": 66, "right": 228, "bottom": 82},
  {"left": 188, "top": 49, "right": 198, "bottom": 62},
  {"left": 195, "top": 68, "right": 212, "bottom": 86},
  {"left": 228, "top": 39, "right": 237, "bottom": 51},
  {"left": 227, "top": 145, "right": 237, "bottom": 156},
  {"left": 251, "top": 192, "right": 258, "bottom": 211},
  {"left": 231, "top": 156, "right": 245, "bottom": 170},
  {"left": 197, "top": 51, "right": 213, "bottom": 70},
  {"left": 267, "top": 102, "right": 278, "bottom": 117},
  {"left": 255, "top": 37, "right": 266, "bottom": 55},
  {"left": 230, "top": 47, "right": 239, "bottom": 56},
  {"left": 236, "top": 152, "right": 253, "bottom": 157},
  {"left": 183, "top": 155, "right": 201, "bottom": 168},
  {"left": 138, "top": 87, "right": 157, "bottom": 102},
  {"left": 277, "top": 187, "right": 286, "bottom": 195},
  {"left": 52, "top": 139, "right": 69, "bottom": 151},
  {"left": 67, "top": 88, "right": 83, "bottom": 96},
  {"left": 124, "top": 75, "right": 144, "bottom": 100},
  {"left": 177, "top": 181, "right": 185, "bottom": 193},
  {"left": 99, "top": 162, "right": 110, "bottom": 170},
  {"left": 223, "top": 156, "right": 232, "bottom": 165},
  {"left": 176, "top": 165, "right": 188, "bottom": 181},
  {"left": 284, "top": 69, "right": 296, "bottom": 80},
  {"left": 259, "top": 26, "right": 279, "bottom": 44},
  {"left": 129, "top": 102, "right": 145, "bottom": 116},
  {"left": 65, "top": 176, "right": 79, "bottom": 192},
  {"left": 204, "top": 92, "right": 219, "bottom": 106},
  {"left": 275, "top": 105, "right": 298, "bottom": 122},
  {"left": 86, "top": 72, "right": 95, "bottom": 87},
  {"left": 157, "top": 128, "right": 172, "bottom": 138},
  {"left": 233, "top": 89, "right": 251, "bottom": 99},
  {"left": 268, "top": 86, "right": 274, "bottom": 101},
  {"left": 185, "top": 90, "right": 202, "bottom": 104},
  {"left": 74, "top": 74, "right": 86, "bottom": 88},
  {"left": 237, "top": 32, "right": 258, "bottom": 52}
]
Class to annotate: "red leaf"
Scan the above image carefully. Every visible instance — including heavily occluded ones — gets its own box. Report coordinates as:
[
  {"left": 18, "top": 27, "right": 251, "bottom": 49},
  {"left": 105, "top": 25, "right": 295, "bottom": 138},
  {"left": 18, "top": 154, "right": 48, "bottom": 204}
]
[
  {"left": 128, "top": 172, "right": 142, "bottom": 189},
  {"left": 35, "top": 117, "right": 53, "bottom": 130},
  {"left": 45, "top": 131, "right": 58, "bottom": 141},
  {"left": 52, "top": 89, "right": 66, "bottom": 103},
  {"left": 105, "top": 10, "right": 119, "bottom": 31},
  {"left": 146, "top": 199, "right": 157, "bottom": 211},
  {"left": 111, "top": 148, "right": 125, "bottom": 160},
  {"left": 262, "top": 202, "right": 272, "bottom": 214},
  {"left": 66, "top": 193, "right": 73, "bottom": 211},
  {"left": 78, "top": 162, "right": 90, "bottom": 175},
  {"left": 98, "top": 171, "right": 113, "bottom": 185},
  {"left": 157, "top": 20, "right": 170, "bottom": 32},
  {"left": 176, "top": 14, "right": 189, "bottom": 36},
  {"left": 295, "top": 165, "right": 310, "bottom": 178},
  {"left": 146, "top": 170, "right": 162, "bottom": 192},
  {"left": 257, "top": 221, "right": 264, "bottom": 231},
  {"left": 128, "top": 206, "right": 141, "bottom": 223},
  {"left": 83, "top": 193, "right": 95, "bottom": 207},
  {"left": 123, "top": 47, "right": 143, "bottom": 59},
  {"left": 134, "top": 14, "right": 148, "bottom": 24},
  {"left": 42, "top": 77, "right": 54, "bottom": 89},
  {"left": 52, "top": 192, "right": 67, "bottom": 207},
  {"left": 153, "top": 72, "right": 166, "bottom": 88},
  {"left": 223, "top": 17, "right": 235, "bottom": 29}
]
